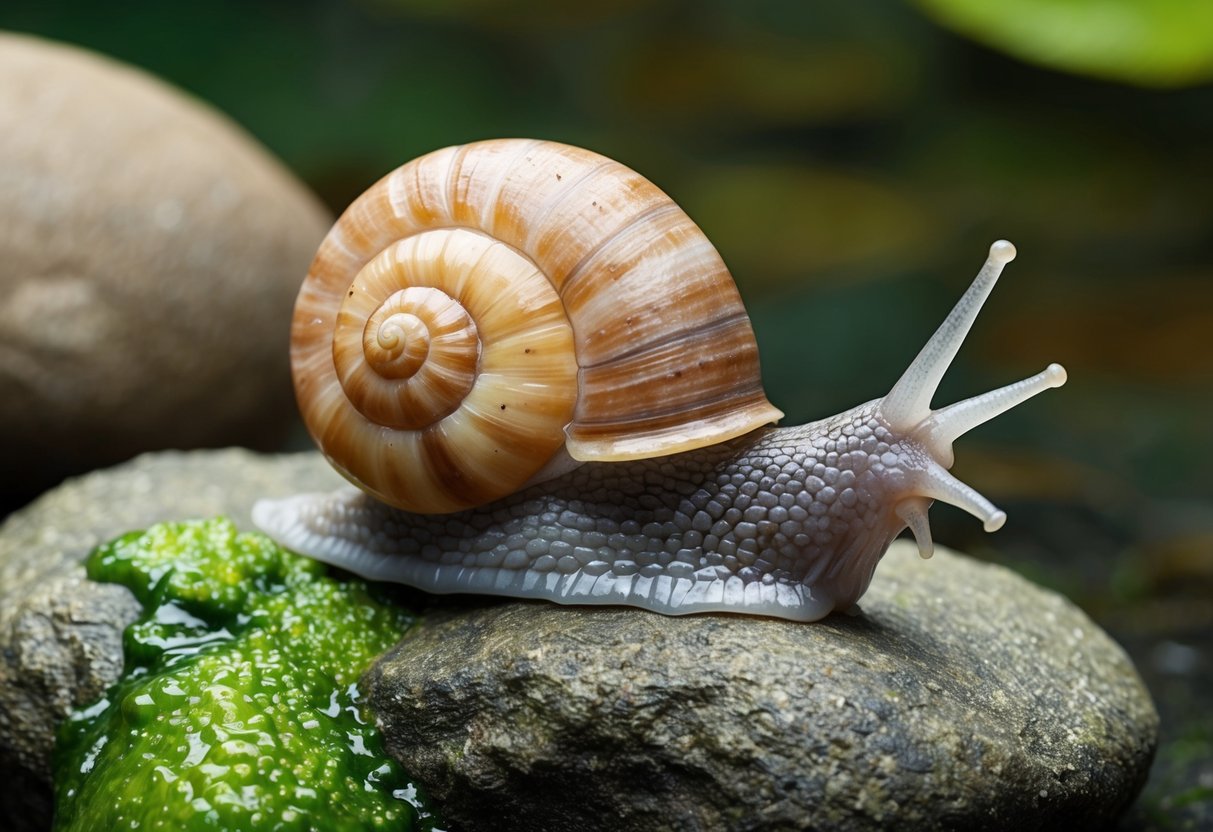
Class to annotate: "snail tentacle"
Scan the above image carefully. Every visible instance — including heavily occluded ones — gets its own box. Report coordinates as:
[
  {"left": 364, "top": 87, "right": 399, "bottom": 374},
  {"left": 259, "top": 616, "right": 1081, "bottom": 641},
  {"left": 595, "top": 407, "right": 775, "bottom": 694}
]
[
  {"left": 894, "top": 498, "right": 934, "bottom": 559},
  {"left": 922, "top": 362, "right": 1067, "bottom": 465},
  {"left": 880, "top": 240, "right": 1017, "bottom": 432},
  {"left": 912, "top": 460, "right": 1007, "bottom": 533},
  {"left": 871, "top": 239, "right": 1065, "bottom": 566}
]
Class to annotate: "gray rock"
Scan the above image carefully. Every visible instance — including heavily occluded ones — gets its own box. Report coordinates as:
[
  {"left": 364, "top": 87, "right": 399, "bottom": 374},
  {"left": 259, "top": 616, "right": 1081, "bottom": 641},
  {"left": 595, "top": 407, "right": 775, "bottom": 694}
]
[
  {"left": 0, "top": 33, "right": 332, "bottom": 501},
  {"left": 367, "top": 543, "right": 1159, "bottom": 831},
  {"left": 0, "top": 447, "right": 1159, "bottom": 831},
  {"left": 0, "top": 449, "right": 340, "bottom": 830}
]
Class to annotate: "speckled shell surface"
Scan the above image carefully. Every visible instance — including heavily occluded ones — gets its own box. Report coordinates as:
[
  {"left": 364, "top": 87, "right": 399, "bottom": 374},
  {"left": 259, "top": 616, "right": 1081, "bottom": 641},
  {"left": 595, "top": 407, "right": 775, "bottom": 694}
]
[{"left": 294, "top": 139, "right": 783, "bottom": 513}]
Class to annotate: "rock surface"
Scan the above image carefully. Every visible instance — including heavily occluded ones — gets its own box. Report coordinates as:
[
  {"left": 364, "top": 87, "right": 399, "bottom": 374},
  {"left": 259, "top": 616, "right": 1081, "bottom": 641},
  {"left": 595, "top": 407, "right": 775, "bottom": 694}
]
[
  {"left": 367, "top": 547, "right": 1159, "bottom": 831},
  {"left": 0, "top": 449, "right": 1158, "bottom": 831},
  {"left": 0, "top": 449, "right": 342, "bottom": 831},
  {"left": 0, "top": 33, "right": 331, "bottom": 503}
]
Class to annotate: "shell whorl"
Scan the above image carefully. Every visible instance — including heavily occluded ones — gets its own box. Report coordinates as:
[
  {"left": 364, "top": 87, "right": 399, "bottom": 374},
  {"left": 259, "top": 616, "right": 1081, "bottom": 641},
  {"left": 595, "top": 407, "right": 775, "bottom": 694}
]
[{"left": 293, "top": 139, "right": 783, "bottom": 513}]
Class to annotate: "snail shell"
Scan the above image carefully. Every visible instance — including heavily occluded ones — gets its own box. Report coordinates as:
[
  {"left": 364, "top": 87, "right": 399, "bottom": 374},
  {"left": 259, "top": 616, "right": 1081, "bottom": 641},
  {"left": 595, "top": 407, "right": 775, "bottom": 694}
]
[{"left": 295, "top": 139, "right": 783, "bottom": 514}]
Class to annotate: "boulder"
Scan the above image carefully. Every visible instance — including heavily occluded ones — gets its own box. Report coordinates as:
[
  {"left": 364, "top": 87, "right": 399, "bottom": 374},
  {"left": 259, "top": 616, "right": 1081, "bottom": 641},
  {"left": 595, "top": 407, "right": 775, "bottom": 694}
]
[
  {"left": 366, "top": 547, "right": 1159, "bottom": 831},
  {"left": 0, "top": 33, "right": 332, "bottom": 503},
  {"left": 0, "top": 449, "right": 1158, "bottom": 831}
]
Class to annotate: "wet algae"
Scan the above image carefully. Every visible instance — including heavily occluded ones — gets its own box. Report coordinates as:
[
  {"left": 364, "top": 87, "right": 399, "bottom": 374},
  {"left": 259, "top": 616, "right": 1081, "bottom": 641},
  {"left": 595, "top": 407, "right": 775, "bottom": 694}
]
[{"left": 53, "top": 517, "right": 440, "bottom": 831}]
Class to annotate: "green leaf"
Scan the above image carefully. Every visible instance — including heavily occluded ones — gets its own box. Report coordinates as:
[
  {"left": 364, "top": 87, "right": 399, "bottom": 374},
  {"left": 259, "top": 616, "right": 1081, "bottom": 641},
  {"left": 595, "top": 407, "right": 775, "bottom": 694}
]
[{"left": 913, "top": 0, "right": 1213, "bottom": 87}]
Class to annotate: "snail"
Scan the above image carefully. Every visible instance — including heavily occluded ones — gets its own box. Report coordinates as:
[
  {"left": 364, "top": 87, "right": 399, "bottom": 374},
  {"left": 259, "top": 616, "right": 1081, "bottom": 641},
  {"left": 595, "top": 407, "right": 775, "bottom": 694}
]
[{"left": 253, "top": 138, "right": 1066, "bottom": 622}]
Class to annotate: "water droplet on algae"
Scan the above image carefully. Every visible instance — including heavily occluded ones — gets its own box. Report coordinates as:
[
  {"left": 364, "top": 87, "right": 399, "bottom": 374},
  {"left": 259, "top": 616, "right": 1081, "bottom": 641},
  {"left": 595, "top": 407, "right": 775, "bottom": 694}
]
[
  {"left": 79, "top": 735, "right": 108, "bottom": 775},
  {"left": 322, "top": 688, "right": 342, "bottom": 718},
  {"left": 347, "top": 731, "right": 372, "bottom": 756}
]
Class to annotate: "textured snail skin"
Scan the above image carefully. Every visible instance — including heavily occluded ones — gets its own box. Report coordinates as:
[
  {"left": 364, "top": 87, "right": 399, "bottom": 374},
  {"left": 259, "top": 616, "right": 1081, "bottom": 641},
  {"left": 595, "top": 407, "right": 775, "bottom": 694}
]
[
  {"left": 255, "top": 238, "right": 1068, "bottom": 621},
  {"left": 257, "top": 411, "right": 918, "bottom": 621}
]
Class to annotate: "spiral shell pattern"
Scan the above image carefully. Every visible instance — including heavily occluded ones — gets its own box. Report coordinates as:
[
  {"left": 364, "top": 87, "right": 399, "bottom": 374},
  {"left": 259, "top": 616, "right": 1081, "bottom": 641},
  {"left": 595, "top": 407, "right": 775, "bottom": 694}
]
[{"left": 293, "top": 139, "right": 783, "bottom": 513}]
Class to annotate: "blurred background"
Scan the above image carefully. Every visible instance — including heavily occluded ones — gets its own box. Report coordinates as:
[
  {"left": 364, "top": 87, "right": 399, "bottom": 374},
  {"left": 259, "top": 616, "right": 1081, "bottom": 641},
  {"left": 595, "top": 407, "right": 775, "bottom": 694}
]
[{"left": 1, "top": 0, "right": 1210, "bottom": 826}]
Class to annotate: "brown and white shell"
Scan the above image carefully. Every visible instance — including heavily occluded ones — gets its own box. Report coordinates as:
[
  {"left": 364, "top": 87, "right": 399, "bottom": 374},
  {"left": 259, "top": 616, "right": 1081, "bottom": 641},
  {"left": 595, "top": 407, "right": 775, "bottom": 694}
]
[{"left": 293, "top": 138, "right": 784, "bottom": 513}]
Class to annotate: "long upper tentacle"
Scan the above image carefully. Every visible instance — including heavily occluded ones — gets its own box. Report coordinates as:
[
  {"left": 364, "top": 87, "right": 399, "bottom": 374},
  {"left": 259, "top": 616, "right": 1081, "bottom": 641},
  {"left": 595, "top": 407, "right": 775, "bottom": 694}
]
[{"left": 880, "top": 240, "right": 1017, "bottom": 433}]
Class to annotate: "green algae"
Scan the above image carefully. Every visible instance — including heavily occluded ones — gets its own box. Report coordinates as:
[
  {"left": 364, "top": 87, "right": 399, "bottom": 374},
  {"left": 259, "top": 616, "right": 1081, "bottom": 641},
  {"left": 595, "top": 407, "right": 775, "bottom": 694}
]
[{"left": 53, "top": 517, "right": 441, "bottom": 831}]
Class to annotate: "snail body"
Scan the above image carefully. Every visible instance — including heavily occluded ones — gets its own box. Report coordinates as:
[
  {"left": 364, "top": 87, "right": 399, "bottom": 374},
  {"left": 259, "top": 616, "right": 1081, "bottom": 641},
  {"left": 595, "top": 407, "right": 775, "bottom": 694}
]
[{"left": 254, "top": 139, "right": 1066, "bottom": 622}]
